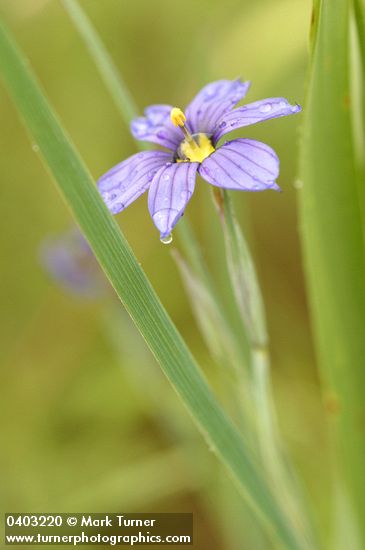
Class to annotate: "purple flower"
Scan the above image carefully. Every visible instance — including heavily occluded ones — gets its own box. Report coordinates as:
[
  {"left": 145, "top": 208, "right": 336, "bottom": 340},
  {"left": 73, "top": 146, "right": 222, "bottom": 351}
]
[
  {"left": 98, "top": 79, "right": 301, "bottom": 242},
  {"left": 40, "top": 229, "right": 107, "bottom": 298}
]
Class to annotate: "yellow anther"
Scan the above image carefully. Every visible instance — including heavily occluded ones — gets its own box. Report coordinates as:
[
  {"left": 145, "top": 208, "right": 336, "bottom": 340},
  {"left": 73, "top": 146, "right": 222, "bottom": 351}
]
[
  {"left": 170, "top": 107, "right": 201, "bottom": 151},
  {"left": 170, "top": 107, "right": 186, "bottom": 127}
]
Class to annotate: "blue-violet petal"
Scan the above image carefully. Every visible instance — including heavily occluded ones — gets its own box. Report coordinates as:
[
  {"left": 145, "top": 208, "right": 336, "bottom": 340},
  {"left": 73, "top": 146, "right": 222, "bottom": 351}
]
[
  {"left": 98, "top": 151, "right": 172, "bottom": 214},
  {"left": 213, "top": 98, "right": 301, "bottom": 143},
  {"left": 185, "top": 79, "right": 250, "bottom": 135},
  {"left": 199, "top": 138, "right": 280, "bottom": 191},
  {"left": 148, "top": 161, "right": 199, "bottom": 237},
  {"left": 131, "top": 104, "right": 183, "bottom": 151}
]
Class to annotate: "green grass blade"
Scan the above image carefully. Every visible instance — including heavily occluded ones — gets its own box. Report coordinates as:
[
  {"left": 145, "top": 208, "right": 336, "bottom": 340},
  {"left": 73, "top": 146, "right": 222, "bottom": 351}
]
[
  {"left": 299, "top": 0, "right": 365, "bottom": 541},
  {"left": 61, "top": 0, "right": 139, "bottom": 128},
  {"left": 172, "top": 249, "right": 245, "bottom": 373},
  {"left": 353, "top": 0, "right": 365, "bottom": 81},
  {"left": 0, "top": 16, "right": 307, "bottom": 549},
  {"left": 352, "top": 0, "right": 365, "bottom": 201}
]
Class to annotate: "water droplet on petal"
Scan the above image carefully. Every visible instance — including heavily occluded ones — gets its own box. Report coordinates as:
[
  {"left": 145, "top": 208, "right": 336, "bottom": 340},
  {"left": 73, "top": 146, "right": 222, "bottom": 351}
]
[
  {"left": 148, "top": 169, "right": 157, "bottom": 180},
  {"left": 203, "top": 88, "right": 215, "bottom": 100},
  {"left": 163, "top": 173, "right": 170, "bottom": 181},
  {"left": 160, "top": 233, "right": 173, "bottom": 245},
  {"left": 259, "top": 103, "right": 272, "bottom": 113},
  {"left": 137, "top": 121, "right": 148, "bottom": 132},
  {"left": 200, "top": 166, "right": 210, "bottom": 177},
  {"left": 219, "top": 121, "right": 227, "bottom": 129}
]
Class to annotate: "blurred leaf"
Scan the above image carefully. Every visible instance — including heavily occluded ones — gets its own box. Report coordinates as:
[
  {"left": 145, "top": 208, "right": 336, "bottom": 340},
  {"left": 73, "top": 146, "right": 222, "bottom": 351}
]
[
  {"left": 63, "top": 446, "right": 206, "bottom": 510},
  {"left": 0, "top": 16, "right": 307, "bottom": 549},
  {"left": 299, "top": 0, "right": 365, "bottom": 542}
]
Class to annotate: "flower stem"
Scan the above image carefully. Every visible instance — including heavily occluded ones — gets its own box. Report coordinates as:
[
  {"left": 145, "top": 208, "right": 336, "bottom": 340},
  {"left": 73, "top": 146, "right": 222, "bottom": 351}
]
[{"left": 212, "top": 188, "right": 316, "bottom": 548}]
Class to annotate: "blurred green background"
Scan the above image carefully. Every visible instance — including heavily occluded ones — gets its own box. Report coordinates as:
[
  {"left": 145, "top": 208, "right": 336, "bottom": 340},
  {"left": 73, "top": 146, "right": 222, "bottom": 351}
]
[{"left": 0, "top": 0, "right": 329, "bottom": 547}]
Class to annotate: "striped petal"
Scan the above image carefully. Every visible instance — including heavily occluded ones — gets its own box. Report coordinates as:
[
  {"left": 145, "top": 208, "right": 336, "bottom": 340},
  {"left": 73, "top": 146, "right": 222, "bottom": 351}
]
[
  {"left": 199, "top": 139, "right": 280, "bottom": 191},
  {"left": 213, "top": 98, "right": 301, "bottom": 143},
  {"left": 131, "top": 104, "right": 183, "bottom": 151},
  {"left": 185, "top": 79, "right": 250, "bottom": 134},
  {"left": 148, "top": 162, "right": 199, "bottom": 238},
  {"left": 98, "top": 151, "right": 172, "bottom": 214}
]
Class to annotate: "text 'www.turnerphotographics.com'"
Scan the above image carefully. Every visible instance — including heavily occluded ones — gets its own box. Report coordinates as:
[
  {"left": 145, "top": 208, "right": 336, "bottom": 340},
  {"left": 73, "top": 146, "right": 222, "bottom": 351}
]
[{"left": 5, "top": 513, "right": 193, "bottom": 546}]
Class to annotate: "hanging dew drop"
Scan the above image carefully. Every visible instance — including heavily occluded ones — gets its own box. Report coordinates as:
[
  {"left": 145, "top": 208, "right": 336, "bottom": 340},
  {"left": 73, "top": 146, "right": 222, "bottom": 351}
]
[{"left": 160, "top": 233, "right": 173, "bottom": 245}]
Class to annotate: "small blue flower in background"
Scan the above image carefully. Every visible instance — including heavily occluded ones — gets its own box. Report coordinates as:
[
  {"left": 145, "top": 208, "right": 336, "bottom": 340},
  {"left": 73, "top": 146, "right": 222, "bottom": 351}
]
[
  {"left": 40, "top": 229, "right": 107, "bottom": 298},
  {"left": 98, "top": 79, "right": 301, "bottom": 243}
]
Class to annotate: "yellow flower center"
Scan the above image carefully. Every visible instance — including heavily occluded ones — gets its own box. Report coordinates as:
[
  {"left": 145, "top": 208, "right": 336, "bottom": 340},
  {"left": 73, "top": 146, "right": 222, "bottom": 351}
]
[
  {"left": 177, "top": 133, "right": 215, "bottom": 163},
  {"left": 170, "top": 107, "right": 215, "bottom": 163}
]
